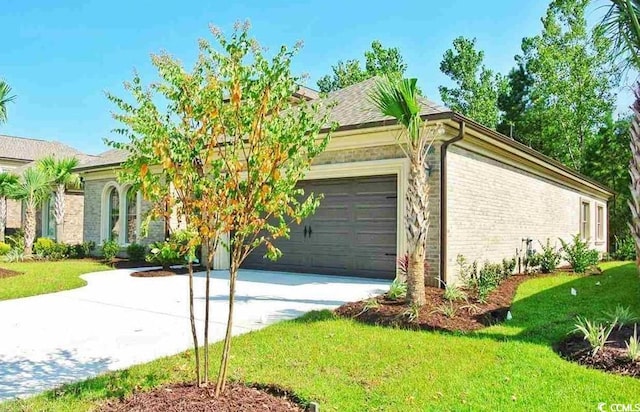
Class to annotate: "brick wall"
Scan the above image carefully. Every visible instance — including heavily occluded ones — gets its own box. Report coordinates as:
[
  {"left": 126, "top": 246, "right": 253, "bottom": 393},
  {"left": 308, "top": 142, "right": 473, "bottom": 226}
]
[
  {"left": 83, "top": 178, "right": 165, "bottom": 247},
  {"left": 445, "top": 145, "right": 609, "bottom": 285},
  {"left": 62, "top": 192, "right": 84, "bottom": 244}
]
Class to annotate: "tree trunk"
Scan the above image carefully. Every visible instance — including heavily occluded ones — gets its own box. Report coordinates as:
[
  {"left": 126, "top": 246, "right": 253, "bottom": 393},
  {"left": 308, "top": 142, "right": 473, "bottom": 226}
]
[
  {"left": 54, "top": 183, "right": 65, "bottom": 243},
  {"left": 0, "top": 196, "right": 7, "bottom": 243},
  {"left": 187, "top": 260, "right": 201, "bottom": 385},
  {"left": 24, "top": 200, "right": 36, "bottom": 255},
  {"left": 215, "top": 249, "right": 239, "bottom": 397},
  {"left": 629, "top": 84, "right": 640, "bottom": 273},
  {"left": 405, "top": 158, "right": 428, "bottom": 306},
  {"left": 203, "top": 236, "right": 216, "bottom": 385}
]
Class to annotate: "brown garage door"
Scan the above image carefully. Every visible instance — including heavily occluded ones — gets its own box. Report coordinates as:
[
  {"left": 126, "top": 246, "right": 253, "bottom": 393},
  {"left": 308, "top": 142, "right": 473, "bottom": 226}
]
[{"left": 241, "top": 175, "right": 397, "bottom": 279}]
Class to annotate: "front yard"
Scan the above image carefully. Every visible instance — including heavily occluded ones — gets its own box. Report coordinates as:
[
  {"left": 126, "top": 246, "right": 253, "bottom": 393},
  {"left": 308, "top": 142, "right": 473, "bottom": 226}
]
[
  {"left": 3, "top": 261, "right": 639, "bottom": 411},
  {"left": 0, "top": 260, "right": 111, "bottom": 301}
]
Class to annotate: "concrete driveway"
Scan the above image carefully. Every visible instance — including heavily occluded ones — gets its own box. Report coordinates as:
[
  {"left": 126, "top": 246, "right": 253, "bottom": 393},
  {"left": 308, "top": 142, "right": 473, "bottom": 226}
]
[{"left": 0, "top": 268, "right": 387, "bottom": 401}]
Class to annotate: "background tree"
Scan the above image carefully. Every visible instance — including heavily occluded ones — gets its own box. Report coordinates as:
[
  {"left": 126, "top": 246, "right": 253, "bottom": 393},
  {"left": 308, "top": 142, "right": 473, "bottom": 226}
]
[
  {"left": 0, "top": 80, "right": 15, "bottom": 124},
  {"left": 583, "top": 113, "right": 632, "bottom": 248},
  {"left": 317, "top": 40, "right": 408, "bottom": 92},
  {"left": 370, "top": 77, "right": 443, "bottom": 306},
  {"left": 438, "top": 36, "right": 505, "bottom": 129},
  {"left": 599, "top": 0, "right": 640, "bottom": 265},
  {"left": 0, "top": 172, "right": 19, "bottom": 242},
  {"left": 37, "top": 156, "right": 80, "bottom": 243},
  {"left": 497, "top": 62, "right": 533, "bottom": 138},
  {"left": 9, "top": 168, "right": 51, "bottom": 254},
  {"left": 501, "top": 0, "right": 616, "bottom": 172}
]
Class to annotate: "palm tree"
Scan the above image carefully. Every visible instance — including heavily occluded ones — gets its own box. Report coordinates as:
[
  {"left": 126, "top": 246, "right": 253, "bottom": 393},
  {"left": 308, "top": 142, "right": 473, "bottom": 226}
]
[
  {"left": 0, "top": 80, "right": 16, "bottom": 124},
  {"left": 600, "top": 1, "right": 640, "bottom": 266},
  {"left": 369, "top": 77, "right": 443, "bottom": 306},
  {"left": 10, "top": 168, "right": 52, "bottom": 254},
  {"left": 0, "top": 172, "right": 19, "bottom": 242},
  {"left": 37, "top": 156, "right": 80, "bottom": 243}
]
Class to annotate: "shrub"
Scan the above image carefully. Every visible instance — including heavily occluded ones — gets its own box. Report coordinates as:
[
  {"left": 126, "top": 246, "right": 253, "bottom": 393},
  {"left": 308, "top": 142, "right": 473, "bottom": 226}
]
[
  {"left": 127, "top": 243, "right": 147, "bottom": 262},
  {"left": 627, "top": 326, "right": 640, "bottom": 361},
  {"left": 6, "top": 229, "right": 25, "bottom": 252},
  {"left": 48, "top": 242, "right": 69, "bottom": 260},
  {"left": 559, "top": 235, "right": 600, "bottom": 274},
  {"left": 403, "top": 303, "right": 421, "bottom": 322},
  {"left": 431, "top": 302, "right": 457, "bottom": 318},
  {"left": 387, "top": 279, "right": 407, "bottom": 300},
  {"left": 501, "top": 257, "right": 516, "bottom": 277},
  {"left": 146, "top": 229, "right": 199, "bottom": 269},
  {"left": 82, "top": 241, "right": 96, "bottom": 257},
  {"left": 572, "top": 316, "right": 615, "bottom": 356},
  {"left": 101, "top": 240, "right": 120, "bottom": 263},
  {"left": 612, "top": 235, "right": 636, "bottom": 261},
  {"left": 0, "top": 241, "right": 10, "bottom": 256},
  {"left": 68, "top": 244, "right": 83, "bottom": 259},
  {"left": 443, "top": 283, "right": 467, "bottom": 302},
  {"left": 536, "top": 239, "right": 561, "bottom": 273},
  {"left": 604, "top": 305, "right": 638, "bottom": 329},
  {"left": 3, "top": 248, "right": 26, "bottom": 262},
  {"left": 33, "top": 237, "right": 56, "bottom": 256}
]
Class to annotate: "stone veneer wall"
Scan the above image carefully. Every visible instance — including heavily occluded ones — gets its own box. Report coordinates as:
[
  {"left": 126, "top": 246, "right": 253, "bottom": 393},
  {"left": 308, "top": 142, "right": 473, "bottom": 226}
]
[
  {"left": 83, "top": 178, "right": 165, "bottom": 248},
  {"left": 445, "top": 145, "right": 609, "bottom": 285}
]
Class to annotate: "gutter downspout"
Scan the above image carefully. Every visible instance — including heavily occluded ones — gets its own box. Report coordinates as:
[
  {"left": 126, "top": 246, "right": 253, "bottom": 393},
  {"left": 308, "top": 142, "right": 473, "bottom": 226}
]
[{"left": 439, "top": 119, "right": 465, "bottom": 287}]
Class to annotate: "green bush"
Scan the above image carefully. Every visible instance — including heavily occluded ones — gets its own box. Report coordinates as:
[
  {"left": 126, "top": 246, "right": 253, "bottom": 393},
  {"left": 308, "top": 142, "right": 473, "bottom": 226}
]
[
  {"left": 536, "top": 239, "right": 561, "bottom": 273},
  {"left": 82, "top": 241, "right": 96, "bottom": 257},
  {"left": 33, "top": 237, "right": 56, "bottom": 256},
  {"left": 612, "top": 235, "right": 636, "bottom": 261},
  {"left": 101, "top": 240, "right": 120, "bottom": 262},
  {"left": 127, "top": 243, "right": 147, "bottom": 261},
  {"left": 146, "top": 230, "right": 197, "bottom": 270},
  {"left": 0, "top": 241, "right": 11, "bottom": 256},
  {"left": 559, "top": 235, "right": 600, "bottom": 274},
  {"left": 501, "top": 257, "right": 516, "bottom": 277}
]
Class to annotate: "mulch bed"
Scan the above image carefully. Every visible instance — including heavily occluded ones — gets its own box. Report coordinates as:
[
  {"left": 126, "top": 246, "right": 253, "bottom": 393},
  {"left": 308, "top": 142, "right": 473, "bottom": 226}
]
[
  {"left": 111, "top": 258, "right": 158, "bottom": 269},
  {"left": 556, "top": 324, "right": 640, "bottom": 378},
  {"left": 0, "top": 267, "right": 24, "bottom": 279},
  {"left": 131, "top": 266, "right": 206, "bottom": 278},
  {"left": 98, "top": 382, "right": 306, "bottom": 412},
  {"left": 335, "top": 274, "right": 538, "bottom": 332}
]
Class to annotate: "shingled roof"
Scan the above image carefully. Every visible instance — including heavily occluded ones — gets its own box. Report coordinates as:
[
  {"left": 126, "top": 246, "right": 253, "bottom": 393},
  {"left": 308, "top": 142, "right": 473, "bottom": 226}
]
[
  {"left": 0, "top": 134, "right": 87, "bottom": 162},
  {"left": 322, "top": 76, "right": 449, "bottom": 130},
  {"left": 77, "top": 77, "right": 449, "bottom": 171}
]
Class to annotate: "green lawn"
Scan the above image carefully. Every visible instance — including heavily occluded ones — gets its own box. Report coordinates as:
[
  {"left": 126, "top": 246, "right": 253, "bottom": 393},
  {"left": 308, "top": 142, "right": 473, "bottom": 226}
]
[
  {"left": 0, "top": 260, "right": 112, "bottom": 301},
  {"left": 3, "top": 262, "right": 640, "bottom": 411}
]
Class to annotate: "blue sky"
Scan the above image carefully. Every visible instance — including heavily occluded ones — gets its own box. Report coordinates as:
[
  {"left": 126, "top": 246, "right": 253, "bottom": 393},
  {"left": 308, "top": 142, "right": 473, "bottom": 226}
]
[{"left": 0, "top": 0, "right": 632, "bottom": 155}]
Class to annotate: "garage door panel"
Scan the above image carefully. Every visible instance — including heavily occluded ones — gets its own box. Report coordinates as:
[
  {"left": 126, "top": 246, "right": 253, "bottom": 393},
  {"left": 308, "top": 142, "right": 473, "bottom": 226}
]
[{"left": 242, "top": 175, "right": 397, "bottom": 279}]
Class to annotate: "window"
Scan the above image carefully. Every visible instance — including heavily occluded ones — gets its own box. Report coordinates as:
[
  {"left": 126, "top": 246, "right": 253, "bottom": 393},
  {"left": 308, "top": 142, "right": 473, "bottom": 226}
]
[
  {"left": 107, "top": 187, "right": 120, "bottom": 241},
  {"left": 596, "top": 205, "right": 604, "bottom": 242},
  {"left": 580, "top": 201, "right": 590, "bottom": 240},
  {"left": 124, "top": 187, "right": 138, "bottom": 244},
  {"left": 42, "top": 196, "right": 56, "bottom": 239}
]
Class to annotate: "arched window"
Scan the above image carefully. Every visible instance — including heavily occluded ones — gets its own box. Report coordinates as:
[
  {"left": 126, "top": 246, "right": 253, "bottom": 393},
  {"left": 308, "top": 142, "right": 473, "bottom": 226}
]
[
  {"left": 42, "top": 196, "right": 56, "bottom": 239},
  {"left": 107, "top": 186, "right": 120, "bottom": 241},
  {"left": 124, "top": 186, "right": 138, "bottom": 243}
]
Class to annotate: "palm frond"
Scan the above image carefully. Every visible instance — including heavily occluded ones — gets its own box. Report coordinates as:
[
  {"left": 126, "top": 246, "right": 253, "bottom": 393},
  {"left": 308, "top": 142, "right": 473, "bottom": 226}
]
[
  {"left": 10, "top": 168, "right": 52, "bottom": 203},
  {"left": 0, "top": 172, "right": 19, "bottom": 197},
  {"left": 369, "top": 76, "right": 422, "bottom": 142},
  {"left": 600, "top": 0, "right": 640, "bottom": 72},
  {"left": 0, "top": 80, "right": 16, "bottom": 124},
  {"left": 37, "top": 155, "right": 81, "bottom": 187}
]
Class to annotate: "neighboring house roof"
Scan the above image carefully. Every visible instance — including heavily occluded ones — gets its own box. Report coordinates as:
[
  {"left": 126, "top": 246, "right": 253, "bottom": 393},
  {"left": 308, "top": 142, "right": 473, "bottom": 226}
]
[
  {"left": 0, "top": 134, "right": 87, "bottom": 163},
  {"left": 77, "top": 148, "right": 129, "bottom": 170}
]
